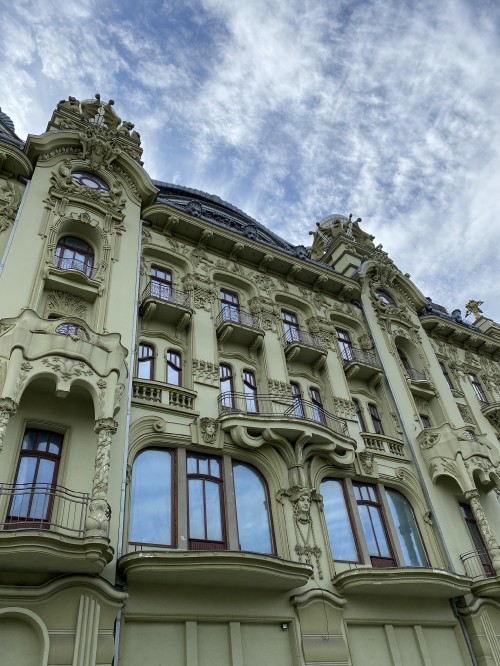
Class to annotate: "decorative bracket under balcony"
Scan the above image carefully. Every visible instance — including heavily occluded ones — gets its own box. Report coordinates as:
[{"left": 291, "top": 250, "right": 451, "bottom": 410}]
[
  {"left": 139, "top": 281, "right": 193, "bottom": 331},
  {"left": 417, "top": 423, "right": 500, "bottom": 492},
  {"left": 342, "top": 347, "right": 383, "bottom": 381},
  {"left": 215, "top": 308, "right": 264, "bottom": 352},
  {"left": 405, "top": 368, "right": 435, "bottom": 399}
]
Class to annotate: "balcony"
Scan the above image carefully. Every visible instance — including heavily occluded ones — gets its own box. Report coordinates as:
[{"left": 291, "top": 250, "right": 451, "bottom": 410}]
[
  {"left": 218, "top": 392, "right": 356, "bottom": 465},
  {"left": 45, "top": 257, "right": 101, "bottom": 300},
  {"left": 480, "top": 401, "right": 500, "bottom": 429},
  {"left": 215, "top": 307, "right": 264, "bottom": 351},
  {"left": 132, "top": 379, "right": 197, "bottom": 413},
  {"left": 341, "top": 347, "right": 383, "bottom": 381},
  {"left": 282, "top": 329, "right": 327, "bottom": 368},
  {"left": 460, "top": 550, "right": 500, "bottom": 599},
  {"left": 0, "top": 483, "right": 113, "bottom": 574},
  {"left": 361, "top": 433, "right": 406, "bottom": 458},
  {"left": 404, "top": 367, "right": 435, "bottom": 398},
  {"left": 139, "top": 281, "right": 192, "bottom": 330},
  {"left": 334, "top": 566, "right": 471, "bottom": 599},
  {"left": 119, "top": 549, "right": 312, "bottom": 591}
]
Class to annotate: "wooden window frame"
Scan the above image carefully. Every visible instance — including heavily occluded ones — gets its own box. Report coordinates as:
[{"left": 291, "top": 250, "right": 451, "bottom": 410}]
[
  {"left": 459, "top": 502, "right": 495, "bottom": 577},
  {"left": 309, "top": 387, "right": 326, "bottom": 425},
  {"left": 353, "top": 398, "right": 366, "bottom": 432},
  {"left": 187, "top": 452, "right": 226, "bottom": 550},
  {"left": 281, "top": 310, "right": 300, "bottom": 342},
  {"left": 166, "top": 349, "right": 182, "bottom": 386},
  {"left": 243, "top": 369, "right": 258, "bottom": 412},
  {"left": 220, "top": 364, "right": 235, "bottom": 408},
  {"left": 137, "top": 343, "right": 155, "bottom": 380},
  {"left": 469, "top": 373, "right": 488, "bottom": 405},
  {"left": 368, "top": 403, "right": 384, "bottom": 435},
  {"left": 55, "top": 235, "right": 94, "bottom": 277},
  {"left": 337, "top": 328, "right": 354, "bottom": 361},
  {"left": 352, "top": 481, "right": 397, "bottom": 568},
  {"left": 290, "top": 382, "right": 305, "bottom": 418}
]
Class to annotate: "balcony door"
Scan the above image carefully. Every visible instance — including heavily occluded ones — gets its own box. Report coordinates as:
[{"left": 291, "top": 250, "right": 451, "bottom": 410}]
[
  {"left": 337, "top": 329, "right": 354, "bottom": 361},
  {"left": 7, "top": 428, "right": 63, "bottom": 528},
  {"left": 282, "top": 310, "right": 300, "bottom": 342},
  {"left": 151, "top": 265, "right": 172, "bottom": 300},
  {"left": 220, "top": 289, "right": 240, "bottom": 322}
]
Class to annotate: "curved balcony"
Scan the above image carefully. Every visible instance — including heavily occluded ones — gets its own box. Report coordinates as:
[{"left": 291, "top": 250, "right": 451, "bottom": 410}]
[
  {"left": 119, "top": 549, "right": 312, "bottom": 591},
  {"left": 0, "top": 483, "right": 113, "bottom": 574},
  {"left": 282, "top": 329, "right": 327, "bottom": 368},
  {"left": 460, "top": 550, "right": 500, "bottom": 599},
  {"left": 341, "top": 347, "right": 382, "bottom": 381},
  {"left": 218, "top": 392, "right": 356, "bottom": 464},
  {"left": 334, "top": 566, "right": 471, "bottom": 599},
  {"left": 216, "top": 307, "right": 264, "bottom": 351},
  {"left": 139, "top": 281, "right": 192, "bottom": 330}
]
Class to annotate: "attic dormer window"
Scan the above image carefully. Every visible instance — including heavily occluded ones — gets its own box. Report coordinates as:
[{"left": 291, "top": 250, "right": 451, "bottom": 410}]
[{"left": 72, "top": 170, "right": 109, "bottom": 193}]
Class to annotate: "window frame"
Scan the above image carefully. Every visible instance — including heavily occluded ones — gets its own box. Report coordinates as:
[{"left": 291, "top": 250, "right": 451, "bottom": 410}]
[
  {"left": 166, "top": 349, "right": 182, "bottom": 386},
  {"left": 242, "top": 369, "right": 258, "bottom": 413},
  {"left": 309, "top": 386, "right": 326, "bottom": 425},
  {"left": 368, "top": 403, "right": 384, "bottom": 435},
  {"left": 220, "top": 288, "right": 240, "bottom": 322},
  {"left": 353, "top": 398, "right": 366, "bottom": 432},
  {"left": 459, "top": 502, "right": 495, "bottom": 577},
  {"left": 55, "top": 235, "right": 95, "bottom": 278},
  {"left": 186, "top": 452, "right": 226, "bottom": 550},
  {"left": 321, "top": 478, "right": 361, "bottom": 563},
  {"left": 337, "top": 328, "right": 354, "bottom": 361},
  {"left": 137, "top": 343, "right": 155, "bottom": 380},
  {"left": 352, "top": 481, "right": 397, "bottom": 568},
  {"left": 290, "top": 382, "right": 305, "bottom": 418},
  {"left": 281, "top": 310, "right": 300, "bottom": 342},
  {"left": 469, "top": 373, "right": 488, "bottom": 405},
  {"left": 419, "top": 414, "right": 432, "bottom": 429},
  {"left": 220, "top": 363, "right": 235, "bottom": 408}
]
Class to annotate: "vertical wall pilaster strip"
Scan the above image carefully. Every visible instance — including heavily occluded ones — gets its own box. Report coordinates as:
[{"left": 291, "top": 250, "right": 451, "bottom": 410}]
[
  {"left": 481, "top": 611, "right": 500, "bottom": 665},
  {"left": 384, "top": 624, "right": 403, "bottom": 666},
  {"left": 72, "top": 595, "right": 100, "bottom": 666},
  {"left": 229, "top": 621, "right": 244, "bottom": 666},
  {"left": 414, "top": 625, "right": 433, "bottom": 666},
  {"left": 186, "top": 620, "right": 198, "bottom": 666}
]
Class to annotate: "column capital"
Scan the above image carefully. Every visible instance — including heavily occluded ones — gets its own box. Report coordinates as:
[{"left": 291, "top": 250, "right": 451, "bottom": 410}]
[{"left": 94, "top": 417, "right": 118, "bottom": 434}]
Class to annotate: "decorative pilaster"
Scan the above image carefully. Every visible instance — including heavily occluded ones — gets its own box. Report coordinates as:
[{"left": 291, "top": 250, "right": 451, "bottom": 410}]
[
  {"left": 85, "top": 418, "right": 117, "bottom": 538},
  {"left": 464, "top": 489, "right": 500, "bottom": 574},
  {"left": 0, "top": 398, "right": 18, "bottom": 454}
]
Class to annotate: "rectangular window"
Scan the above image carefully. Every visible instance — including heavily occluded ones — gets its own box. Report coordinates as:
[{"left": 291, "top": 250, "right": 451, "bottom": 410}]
[
  {"left": 337, "top": 329, "right": 354, "bottom": 361},
  {"left": 220, "top": 364, "right": 235, "bottom": 408},
  {"left": 290, "top": 382, "right": 305, "bottom": 418},
  {"left": 469, "top": 374, "right": 488, "bottom": 405},
  {"left": 137, "top": 343, "right": 155, "bottom": 380},
  {"left": 310, "top": 387, "right": 326, "bottom": 425},
  {"left": 353, "top": 399, "right": 366, "bottom": 432},
  {"left": 368, "top": 403, "right": 384, "bottom": 435},
  {"left": 220, "top": 289, "right": 240, "bottom": 322},
  {"left": 166, "top": 350, "right": 182, "bottom": 386},
  {"left": 151, "top": 265, "right": 172, "bottom": 300},
  {"left": 439, "top": 361, "right": 454, "bottom": 390},
  {"left": 187, "top": 453, "right": 225, "bottom": 550},
  {"left": 7, "top": 428, "right": 63, "bottom": 528},
  {"left": 281, "top": 310, "right": 300, "bottom": 342},
  {"left": 420, "top": 414, "right": 431, "bottom": 429},
  {"left": 243, "top": 370, "right": 258, "bottom": 413},
  {"left": 459, "top": 503, "right": 495, "bottom": 577},
  {"left": 353, "top": 482, "right": 396, "bottom": 567}
]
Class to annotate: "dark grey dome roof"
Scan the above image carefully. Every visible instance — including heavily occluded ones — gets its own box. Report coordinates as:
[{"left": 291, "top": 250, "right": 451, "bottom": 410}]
[{"left": 0, "top": 108, "right": 16, "bottom": 133}]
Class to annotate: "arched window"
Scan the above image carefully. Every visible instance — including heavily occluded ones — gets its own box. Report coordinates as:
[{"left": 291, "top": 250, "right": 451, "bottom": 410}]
[
  {"left": 137, "top": 343, "right": 155, "bottom": 380},
  {"left": 55, "top": 322, "right": 88, "bottom": 340},
  {"left": 150, "top": 265, "right": 172, "bottom": 300},
  {"left": 129, "top": 449, "right": 174, "bottom": 546},
  {"left": 469, "top": 373, "right": 488, "bottom": 405},
  {"left": 386, "top": 489, "right": 428, "bottom": 567},
  {"left": 7, "top": 428, "right": 63, "bottom": 528},
  {"left": 353, "top": 482, "right": 396, "bottom": 567},
  {"left": 368, "top": 403, "right": 384, "bottom": 435},
  {"left": 220, "top": 364, "right": 234, "bottom": 408},
  {"left": 166, "top": 350, "right": 182, "bottom": 385},
  {"left": 397, "top": 348, "right": 412, "bottom": 373},
  {"left": 321, "top": 479, "right": 359, "bottom": 562},
  {"left": 55, "top": 236, "right": 94, "bottom": 277},
  {"left": 233, "top": 462, "right": 273, "bottom": 554},
  {"left": 243, "top": 369, "right": 258, "bottom": 412},
  {"left": 281, "top": 310, "right": 300, "bottom": 342}
]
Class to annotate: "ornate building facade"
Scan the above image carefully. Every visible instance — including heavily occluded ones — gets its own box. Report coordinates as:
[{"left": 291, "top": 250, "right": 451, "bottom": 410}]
[{"left": 0, "top": 96, "right": 499, "bottom": 666}]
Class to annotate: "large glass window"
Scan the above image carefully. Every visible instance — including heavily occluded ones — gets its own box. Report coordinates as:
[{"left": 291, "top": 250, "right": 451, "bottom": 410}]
[
  {"left": 290, "top": 382, "right": 305, "bottom": 418},
  {"left": 55, "top": 236, "right": 94, "bottom": 277},
  {"left": 459, "top": 503, "right": 494, "bottom": 576},
  {"left": 187, "top": 453, "right": 225, "bottom": 549},
  {"left": 321, "top": 479, "right": 359, "bottom": 562},
  {"left": 386, "top": 489, "right": 428, "bottom": 567},
  {"left": 220, "top": 289, "right": 240, "bottom": 322},
  {"left": 310, "top": 387, "right": 326, "bottom": 425},
  {"left": 137, "top": 343, "right": 155, "bottom": 380},
  {"left": 243, "top": 369, "right": 258, "bottom": 412},
  {"left": 353, "top": 482, "right": 395, "bottom": 567},
  {"left": 337, "top": 329, "right": 354, "bottom": 361},
  {"left": 233, "top": 462, "right": 273, "bottom": 554},
  {"left": 166, "top": 350, "right": 182, "bottom": 386},
  {"left": 439, "top": 361, "right": 454, "bottom": 390},
  {"left": 220, "top": 364, "right": 234, "bottom": 408},
  {"left": 129, "top": 449, "right": 173, "bottom": 546},
  {"left": 7, "top": 428, "right": 63, "bottom": 527}
]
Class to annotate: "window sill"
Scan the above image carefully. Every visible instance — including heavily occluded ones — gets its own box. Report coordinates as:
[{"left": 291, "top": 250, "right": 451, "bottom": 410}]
[{"left": 118, "top": 549, "right": 312, "bottom": 590}]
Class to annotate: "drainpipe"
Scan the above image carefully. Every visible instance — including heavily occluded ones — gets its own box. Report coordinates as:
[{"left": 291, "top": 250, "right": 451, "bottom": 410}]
[
  {"left": 113, "top": 218, "right": 145, "bottom": 665},
  {"left": 0, "top": 177, "right": 31, "bottom": 276}
]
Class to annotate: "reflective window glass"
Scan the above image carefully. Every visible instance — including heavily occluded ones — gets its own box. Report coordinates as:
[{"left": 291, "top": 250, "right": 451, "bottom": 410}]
[{"left": 233, "top": 463, "right": 273, "bottom": 554}]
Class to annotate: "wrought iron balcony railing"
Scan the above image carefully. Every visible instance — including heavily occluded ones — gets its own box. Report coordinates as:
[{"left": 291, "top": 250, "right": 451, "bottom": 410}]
[
  {"left": 341, "top": 347, "right": 380, "bottom": 367},
  {"left": 0, "top": 483, "right": 109, "bottom": 538},
  {"left": 282, "top": 328, "right": 325, "bottom": 350},
  {"left": 460, "top": 549, "right": 496, "bottom": 579},
  {"left": 215, "top": 306, "right": 262, "bottom": 330},
  {"left": 218, "top": 392, "right": 348, "bottom": 437},
  {"left": 55, "top": 256, "right": 97, "bottom": 279},
  {"left": 141, "top": 281, "right": 191, "bottom": 308}
]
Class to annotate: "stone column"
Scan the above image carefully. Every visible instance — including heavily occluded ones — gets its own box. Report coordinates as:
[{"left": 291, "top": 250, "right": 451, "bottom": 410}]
[
  {"left": 85, "top": 417, "right": 118, "bottom": 538},
  {"left": 0, "top": 398, "right": 18, "bottom": 454},
  {"left": 464, "top": 489, "right": 500, "bottom": 575}
]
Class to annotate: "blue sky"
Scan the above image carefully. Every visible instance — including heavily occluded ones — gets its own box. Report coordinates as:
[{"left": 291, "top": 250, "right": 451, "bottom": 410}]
[{"left": 1, "top": 0, "right": 499, "bottom": 321}]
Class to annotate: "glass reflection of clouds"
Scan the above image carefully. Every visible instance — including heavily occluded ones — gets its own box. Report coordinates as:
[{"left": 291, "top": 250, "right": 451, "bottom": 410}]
[
  {"left": 233, "top": 463, "right": 273, "bottom": 554},
  {"left": 321, "top": 479, "right": 358, "bottom": 562},
  {"left": 130, "top": 450, "right": 172, "bottom": 545}
]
